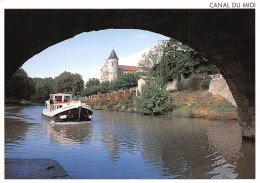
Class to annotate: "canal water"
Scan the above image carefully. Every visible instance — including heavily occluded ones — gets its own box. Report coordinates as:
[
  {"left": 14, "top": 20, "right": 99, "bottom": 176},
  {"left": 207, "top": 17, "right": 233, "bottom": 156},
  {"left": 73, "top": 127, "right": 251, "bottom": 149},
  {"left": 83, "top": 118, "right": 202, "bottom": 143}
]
[{"left": 5, "top": 105, "right": 255, "bottom": 179}]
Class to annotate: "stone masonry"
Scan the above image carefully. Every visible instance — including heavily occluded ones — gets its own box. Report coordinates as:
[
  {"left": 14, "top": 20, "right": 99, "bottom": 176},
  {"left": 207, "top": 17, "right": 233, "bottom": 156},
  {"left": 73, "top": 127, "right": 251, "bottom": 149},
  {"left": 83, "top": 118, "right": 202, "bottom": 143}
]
[{"left": 209, "top": 74, "right": 237, "bottom": 106}]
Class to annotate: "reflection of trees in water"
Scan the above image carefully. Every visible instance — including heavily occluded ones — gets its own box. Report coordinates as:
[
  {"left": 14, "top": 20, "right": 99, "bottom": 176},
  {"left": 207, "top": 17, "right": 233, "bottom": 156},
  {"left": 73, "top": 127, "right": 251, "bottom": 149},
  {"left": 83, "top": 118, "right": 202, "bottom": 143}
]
[
  {"left": 206, "top": 122, "right": 243, "bottom": 178},
  {"left": 235, "top": 139, "right": 255, "bottom": 179},
  {"left": 97, "top": 111, "right": 141, "bottom": 162},
  {"left": 135, "top": 118, "right": 212, "bottom": 178},
  {"left": 100, "top": 120, "right": 141, "bottom": 161},
  {"left": 135, "top": 117, "right": 244, "bottom": 178},
  {"left": 50, "top": 122, "right": 92, "bottom": 146},
  {"left": 90, "top": 110, "right": 252, "bottom": 178},
  {"left": 5, "top": 106, "right": 35, "bottom": 144},
  {"left": 5, "top": 118, "right": 33, "bottom": 145},
  {"left": 5, "top": 106, "right": 34, "bottom": 121}
]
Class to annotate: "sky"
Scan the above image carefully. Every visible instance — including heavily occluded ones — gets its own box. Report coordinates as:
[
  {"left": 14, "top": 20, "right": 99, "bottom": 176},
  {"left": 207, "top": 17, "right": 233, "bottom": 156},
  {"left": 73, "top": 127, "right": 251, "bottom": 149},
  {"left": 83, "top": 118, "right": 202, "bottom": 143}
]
[{"left": 22, "top": 29, "right": 169, "bottom": 82}]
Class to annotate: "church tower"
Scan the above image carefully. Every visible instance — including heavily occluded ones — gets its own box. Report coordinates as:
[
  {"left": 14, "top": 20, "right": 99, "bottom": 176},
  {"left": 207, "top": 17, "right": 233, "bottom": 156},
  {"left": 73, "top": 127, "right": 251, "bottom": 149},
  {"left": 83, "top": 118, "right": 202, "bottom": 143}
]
[{"left": 100, "top": 49, "right": 119, "bottom": 82}]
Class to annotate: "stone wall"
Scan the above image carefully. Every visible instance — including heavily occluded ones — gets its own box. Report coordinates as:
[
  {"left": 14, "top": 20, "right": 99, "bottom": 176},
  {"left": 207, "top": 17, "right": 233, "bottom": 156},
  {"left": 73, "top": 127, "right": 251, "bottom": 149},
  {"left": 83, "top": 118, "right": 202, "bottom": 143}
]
[
  {"left": 137, "top": 76, "right": 148, "bottom": 92},
  {"left": 208, "top": 74, "right": 237, "bottom": 106},
  {"left": 166, "top": 79, "right": 178, "bottom": 91}
]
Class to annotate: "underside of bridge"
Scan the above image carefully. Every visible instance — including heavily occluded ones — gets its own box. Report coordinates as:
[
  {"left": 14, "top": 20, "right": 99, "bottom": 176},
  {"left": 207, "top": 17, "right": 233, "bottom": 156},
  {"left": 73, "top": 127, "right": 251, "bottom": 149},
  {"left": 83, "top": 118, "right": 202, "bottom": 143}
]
[{"left": 5, "top": 9, "right": 255, "bottom": 139}]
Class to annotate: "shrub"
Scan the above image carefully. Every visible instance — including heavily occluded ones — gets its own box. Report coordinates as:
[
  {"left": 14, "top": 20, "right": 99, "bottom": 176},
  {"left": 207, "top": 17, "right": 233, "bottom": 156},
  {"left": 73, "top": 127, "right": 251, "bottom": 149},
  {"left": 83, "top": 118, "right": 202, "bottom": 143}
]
[
  {"left": 177, "top": 74, "right": 211, "bottom": 92},
  {"left": 186, "top": 74, "right": 203, "bottom": 91},
  {"left": 177, "top": 80, "right": 185, "bottom": 91},
  {"left": 136, "top": 79, "right": 174, "bottom": 115},
  {"left": 201, "top": 75, "right": 212, "bottom": 90}
]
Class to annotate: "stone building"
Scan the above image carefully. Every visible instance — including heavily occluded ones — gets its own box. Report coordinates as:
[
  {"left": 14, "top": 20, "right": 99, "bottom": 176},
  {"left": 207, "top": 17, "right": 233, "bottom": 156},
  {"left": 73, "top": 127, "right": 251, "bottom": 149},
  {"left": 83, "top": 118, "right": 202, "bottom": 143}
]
[{"left": 100, "top": 49, "right": 142, "bottom": 82}]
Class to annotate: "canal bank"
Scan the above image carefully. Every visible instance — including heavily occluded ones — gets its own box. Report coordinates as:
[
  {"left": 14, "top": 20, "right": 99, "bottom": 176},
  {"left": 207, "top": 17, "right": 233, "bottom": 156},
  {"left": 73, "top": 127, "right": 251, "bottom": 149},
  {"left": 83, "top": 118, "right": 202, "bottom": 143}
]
[
  {"left": 171, "top": 91, "right": 237, "bottom": 121},
  {"left": 82, "top": 90, "right": 238, "bottom": 121}
]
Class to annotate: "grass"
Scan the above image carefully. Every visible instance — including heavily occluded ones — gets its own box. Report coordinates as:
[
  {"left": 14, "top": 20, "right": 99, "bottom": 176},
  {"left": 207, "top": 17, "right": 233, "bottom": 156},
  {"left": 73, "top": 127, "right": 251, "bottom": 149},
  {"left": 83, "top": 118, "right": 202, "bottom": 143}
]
[
  {"left": 82, "top": 90, "right": 238, "bottom": 121},
  {"left": 170, "top": 91, "right": 238, "bottom": 121}
]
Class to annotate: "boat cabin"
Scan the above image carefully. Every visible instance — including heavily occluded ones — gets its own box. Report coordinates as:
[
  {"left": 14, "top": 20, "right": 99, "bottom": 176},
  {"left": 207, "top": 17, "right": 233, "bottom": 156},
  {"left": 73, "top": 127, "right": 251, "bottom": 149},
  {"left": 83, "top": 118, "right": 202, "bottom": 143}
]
[
  {"left": 45, "top": 93, "right": 73, "bottom": 111},
  {"left": 50, "top": 93, "right": 72, "bottom": 103}
]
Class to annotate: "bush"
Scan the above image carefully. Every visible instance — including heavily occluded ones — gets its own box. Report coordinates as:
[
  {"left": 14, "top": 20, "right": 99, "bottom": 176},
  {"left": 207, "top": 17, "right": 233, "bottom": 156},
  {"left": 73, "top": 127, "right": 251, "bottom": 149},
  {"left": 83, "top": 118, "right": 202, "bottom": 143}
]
[
  {"left": 82, "top": 91, "right": 137, "bottom": 112},
  {"left": 177, "top": 74, "right": 211, "bottom": 92},
  {"left": 186, "top": 74, "right": 203, "bottom": 91},
  {"left": 201, "top": 75, "right": 212, "bottom": 90},
  {"left": 177, "top": 80, "right": 185, "bottom": 91},
  {"left": 136, "top": 79, "right": 174, "bottom": 115}
]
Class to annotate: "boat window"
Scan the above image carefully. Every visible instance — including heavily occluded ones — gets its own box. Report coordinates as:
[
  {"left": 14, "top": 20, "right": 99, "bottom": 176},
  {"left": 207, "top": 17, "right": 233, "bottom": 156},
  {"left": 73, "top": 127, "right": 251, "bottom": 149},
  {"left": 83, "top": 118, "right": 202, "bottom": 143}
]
[
  {"left": 64, "top": 96, "right": 70, "bottom": 102},
  {"left": 55, "top": 96, "right": 62, "bottom": 102}
]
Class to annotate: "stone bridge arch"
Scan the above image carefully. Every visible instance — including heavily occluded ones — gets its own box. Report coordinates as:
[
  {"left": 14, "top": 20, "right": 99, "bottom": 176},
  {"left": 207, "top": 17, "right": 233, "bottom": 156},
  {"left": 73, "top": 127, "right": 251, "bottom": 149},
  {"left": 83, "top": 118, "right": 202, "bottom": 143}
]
[{"left": 5, "top": 9, "right": 255, "bottom": 139}]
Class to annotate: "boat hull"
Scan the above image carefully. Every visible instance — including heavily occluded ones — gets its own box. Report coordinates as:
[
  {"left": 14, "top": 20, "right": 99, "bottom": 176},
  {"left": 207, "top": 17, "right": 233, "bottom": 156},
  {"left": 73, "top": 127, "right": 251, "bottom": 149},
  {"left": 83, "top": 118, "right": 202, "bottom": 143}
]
[{"left": 42, "top": 106, "right": 92, "bottom": 122}]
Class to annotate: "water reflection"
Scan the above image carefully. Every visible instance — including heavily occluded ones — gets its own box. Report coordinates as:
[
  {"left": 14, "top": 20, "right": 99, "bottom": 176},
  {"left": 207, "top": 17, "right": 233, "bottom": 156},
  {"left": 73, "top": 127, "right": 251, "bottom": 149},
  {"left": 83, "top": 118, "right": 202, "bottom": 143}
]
[
  {"left": 235, "top": 139, "right": 255, "bottom": 179},
  {"left": 5, "top": 106, "right": 34, "bottom": 121},
  {"left": 207, "top": 123, "right": 242, "bottom": 178},
  {"left": 135, "top": 117, "right": 215, "bottom": 178},
  {"left": 5, "top": 117, "right": 33, "bottom": 145},
  {"left": 4, "top": 106, "right": 255, "bottom": 179},
  {"left": 49, "top": 122, "right": 93, "bottom": 146},
  {"left": 96, "top": 111, "right": 141, "bottom": 161}
]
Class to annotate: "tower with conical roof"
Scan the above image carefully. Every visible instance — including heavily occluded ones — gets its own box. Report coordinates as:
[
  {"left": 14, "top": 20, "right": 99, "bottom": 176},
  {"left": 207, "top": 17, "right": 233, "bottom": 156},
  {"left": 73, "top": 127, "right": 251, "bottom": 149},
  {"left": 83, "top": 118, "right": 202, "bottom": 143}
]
[{"left": 100, "top": 49, "right": 119, "bottom": 82}]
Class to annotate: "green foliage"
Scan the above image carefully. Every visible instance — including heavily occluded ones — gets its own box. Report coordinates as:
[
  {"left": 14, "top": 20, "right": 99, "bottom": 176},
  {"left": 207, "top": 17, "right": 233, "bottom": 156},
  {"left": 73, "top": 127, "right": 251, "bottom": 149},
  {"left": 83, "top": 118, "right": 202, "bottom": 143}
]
[
  {"left": 81, "top": 78, "right": 100, "bottom": 96},
  {"left": 138, "top": 42, "right": 166, "bottom": 71},
  {"left": 186, "top": 103, "right": 196, "bottom": 118},
  {"left": 30, "top": 77, "right": 54, "bottom": 103},
  {"left": 53, "top": 71, "right": 84, "bottom": 96},
  {"left": 81, "top": 80, "right": 110, "bottom": 96},
  {"left": 85, "top": 78, "right": 100, "bottom": 88},
  {"left": 6, "top": 69, "right": 85, "bottom": 103},
  {"left": 186, "top": 74, "right": 203, "bottom": 91},
  {"left": 98, "top": 81, "right": 110, "bottom": 93},
  {"left": 114, "top": 73, "right": 136, "bottom": 90},
  {"left": 176, "top": 80, "right": 186, "bottom": 92},
  {"left": 118, "top": 92, "right": 136, "bottom": 112},
  {"left": 136, "top": 79, "right": 174, "bottom": 115},
  {"left": 108, "top": 80, "right": 119, "bottom": 92},
  {"left": 200, "top": 75, "right": 212, "bottom": 90},
  {"left": 5, "top": 68, "right": 35, "bottom": 101},
  {"left": 114, "top": 72, "right": 147, "bottom": 90},
  {"left": 177, "top": 74, "right": 212, "bottom": 92},
  {"left": 80, "top": 72, "right": 147, "bottom": 97},
  {"left": 152, "top": 38, "right": 212, "bottom": 85},
  {"left": 208, "top": 97, "right": 237, "bottom": 114}
]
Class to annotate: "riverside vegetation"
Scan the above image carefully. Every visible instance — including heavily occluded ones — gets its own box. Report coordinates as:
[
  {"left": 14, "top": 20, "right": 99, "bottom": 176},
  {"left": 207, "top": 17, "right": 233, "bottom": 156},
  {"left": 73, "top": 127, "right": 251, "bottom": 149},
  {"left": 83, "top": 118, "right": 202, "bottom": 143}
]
[
  {"left": 82, "top": 38, "right": 237, "bottom": 120},
  {"left": 82, "top": 76, "right": 238, "bottom": 121},
  {"left": 6, "top": 38, "right": 237, "bottom": 120}
]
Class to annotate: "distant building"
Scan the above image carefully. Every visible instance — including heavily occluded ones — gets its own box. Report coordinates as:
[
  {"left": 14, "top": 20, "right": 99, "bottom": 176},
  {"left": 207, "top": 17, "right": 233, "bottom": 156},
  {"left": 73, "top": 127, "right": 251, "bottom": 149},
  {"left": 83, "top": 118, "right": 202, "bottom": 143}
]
[
  {"left": 100, "top": 49, "right": 142, "bottom": 82},
  {"left": 137, "top": 76, "right": 148, "bottom": 92}
]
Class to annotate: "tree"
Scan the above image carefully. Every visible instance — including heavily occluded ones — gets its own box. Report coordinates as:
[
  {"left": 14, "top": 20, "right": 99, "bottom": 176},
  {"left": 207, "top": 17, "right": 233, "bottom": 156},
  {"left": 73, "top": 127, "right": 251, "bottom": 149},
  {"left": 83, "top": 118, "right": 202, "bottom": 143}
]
[
  {"left": 113, "top": 73, "right": 137, "bottom": 90},
  {"left": 113, "top": 72, "right": 147, "bottom": 91},
  {"left": 97, "top": 81, "right": 110, "bottom": 93},
  {"left": 53, "top": 71, "right": 84, "bottom": 96},
  {"left": 5, "top": 68, "right": 35, "bottom": 101},
  {"left": 136, "top": 79, "right": 173, "bottom": 115},
  {"left": 31, "top": 77, "right": 54, "bottom": 103},
  {"left": 85, "top": 78, "right": 100, "bottom": 88},
  {"left": 152, "top": 39, "right": 212, "bottom": 85},
  {"left": 138, "top": 41, "right": 166, "bottom": 71},
  {"left": 81, "top": 78, "right": 101, "bottom": 96}
]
